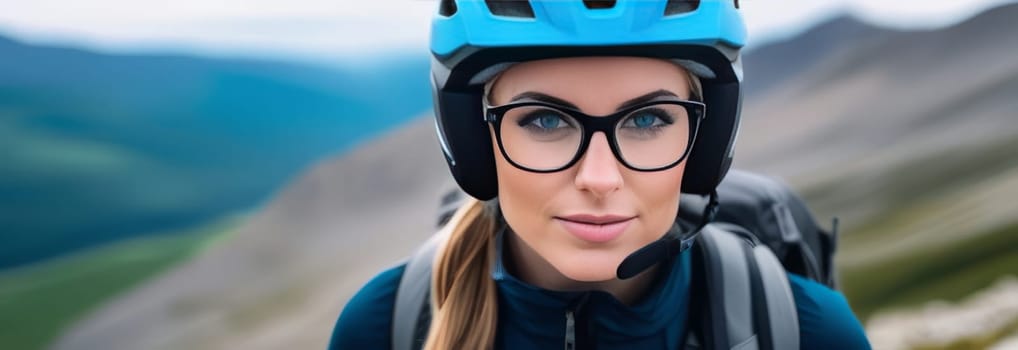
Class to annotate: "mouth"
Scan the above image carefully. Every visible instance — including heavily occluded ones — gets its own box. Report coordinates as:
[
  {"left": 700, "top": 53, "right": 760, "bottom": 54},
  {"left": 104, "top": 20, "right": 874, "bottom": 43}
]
[{"left": 555, "top": 214, "right": 636, "bottom": 243}]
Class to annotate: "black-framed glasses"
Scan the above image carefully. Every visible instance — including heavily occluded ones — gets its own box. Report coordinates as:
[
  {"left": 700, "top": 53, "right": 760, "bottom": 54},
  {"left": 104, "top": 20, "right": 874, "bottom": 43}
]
[{"left": 484, "top": 98, "right": 706, "bottom": 173}]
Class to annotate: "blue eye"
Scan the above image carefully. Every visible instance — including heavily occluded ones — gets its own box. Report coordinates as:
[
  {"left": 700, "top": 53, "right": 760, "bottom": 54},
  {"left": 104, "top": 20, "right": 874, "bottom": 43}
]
[
  {"left": 631, "top": 114, "right": 658, "bottom": 128},
  {"left": 519, "top": 110, "right": 572, "bottom": 130},
  {"left": 537, "top": 114, "right": 562, "bottom": 129},
  {"left": 623, "top": 112, "right": 668, "bottom": 129}
]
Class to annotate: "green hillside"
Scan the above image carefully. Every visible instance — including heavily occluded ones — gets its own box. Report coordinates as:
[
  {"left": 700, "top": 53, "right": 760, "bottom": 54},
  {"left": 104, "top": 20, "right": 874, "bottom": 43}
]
[
  {"left": 0, "top": 35, "right": 432, "bottom": 269},
  {"left": 0, "top": 218, "right": 236, "bottom": 350}
]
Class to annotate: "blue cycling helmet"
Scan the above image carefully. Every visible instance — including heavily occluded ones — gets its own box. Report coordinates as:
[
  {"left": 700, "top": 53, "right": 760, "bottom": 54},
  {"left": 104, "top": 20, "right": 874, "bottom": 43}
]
[{"left": 431, "top": 0, "right": 747, "bottom": 200}]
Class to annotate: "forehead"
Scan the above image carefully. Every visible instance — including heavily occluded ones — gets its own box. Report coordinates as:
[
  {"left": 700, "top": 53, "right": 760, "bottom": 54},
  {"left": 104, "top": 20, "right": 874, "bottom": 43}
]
[{"left": 488, "top": 56, "right": 692, "bottom": 113}]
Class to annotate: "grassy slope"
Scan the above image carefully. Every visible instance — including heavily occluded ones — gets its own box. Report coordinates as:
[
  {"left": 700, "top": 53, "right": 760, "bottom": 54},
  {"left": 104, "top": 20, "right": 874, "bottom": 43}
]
[
  {"left": 840, "top": 222, "right": 1018, "bottom": 321},
  {"left": 796, "top": 130, "right": 1018, "bottom": 322},
  {"left": 0, "top": 219, "right": 235, "bottom": 350}
]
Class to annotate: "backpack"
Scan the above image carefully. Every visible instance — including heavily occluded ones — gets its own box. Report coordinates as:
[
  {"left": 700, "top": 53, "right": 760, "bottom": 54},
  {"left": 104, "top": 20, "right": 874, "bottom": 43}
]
[{"left": 393, "top": 170, "right": 839, "bottom": 350}]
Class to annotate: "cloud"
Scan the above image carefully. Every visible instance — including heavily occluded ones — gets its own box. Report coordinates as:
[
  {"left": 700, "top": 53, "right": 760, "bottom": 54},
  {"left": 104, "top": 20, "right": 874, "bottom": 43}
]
[{"left": 0, "top": 0, "right": 435, "bottom": 58}]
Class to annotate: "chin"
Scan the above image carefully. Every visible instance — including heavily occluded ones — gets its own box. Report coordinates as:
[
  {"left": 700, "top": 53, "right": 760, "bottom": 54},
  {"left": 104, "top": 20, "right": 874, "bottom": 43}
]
[{"left": 552, "top": 249, "right": 625, "bottom": 282}]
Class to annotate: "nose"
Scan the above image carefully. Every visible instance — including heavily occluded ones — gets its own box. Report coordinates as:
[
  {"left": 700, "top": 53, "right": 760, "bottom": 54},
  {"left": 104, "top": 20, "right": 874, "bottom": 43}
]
[{"left": 574, "top": 132, "right": 623, "bottom": 198}]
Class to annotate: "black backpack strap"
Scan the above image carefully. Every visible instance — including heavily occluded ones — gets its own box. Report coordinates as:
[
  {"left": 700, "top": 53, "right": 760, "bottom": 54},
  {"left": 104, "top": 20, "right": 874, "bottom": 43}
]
[
  {"left": 749, "top": 235, "right": 800, "bottom": 350},
  {"left": 392, "top": 233, "right": 443, "bottom": 350},
  {"left": 687, "top": 225, "right": 799, "bottom": 350},
  {"left": 697, "top": 224, "right": 757, "bottom": 349}
]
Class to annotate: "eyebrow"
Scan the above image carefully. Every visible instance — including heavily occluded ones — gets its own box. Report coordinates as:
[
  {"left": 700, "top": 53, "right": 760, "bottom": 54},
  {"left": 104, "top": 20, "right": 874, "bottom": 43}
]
[{"left": 508, "top": 89, "right": 679, "bottom": 112}]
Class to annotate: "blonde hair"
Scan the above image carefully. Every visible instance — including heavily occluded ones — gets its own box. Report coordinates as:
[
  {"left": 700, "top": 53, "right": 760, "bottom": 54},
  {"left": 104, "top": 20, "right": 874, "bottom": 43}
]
[
  {"left": 688, "top": 73, "right": 704, "bottom": 101},
  {"left": 423, "top": 198, "right": 500, "bottom": 350},
  {"left": 423, "top": 69, "right": 704, "bottom": 349}
]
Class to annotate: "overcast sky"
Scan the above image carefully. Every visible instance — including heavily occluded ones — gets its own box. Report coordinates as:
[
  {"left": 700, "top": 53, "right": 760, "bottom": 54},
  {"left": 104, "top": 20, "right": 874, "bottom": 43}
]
[{"left": 0, "top": 0, "right": 1014, "bottom": 64}]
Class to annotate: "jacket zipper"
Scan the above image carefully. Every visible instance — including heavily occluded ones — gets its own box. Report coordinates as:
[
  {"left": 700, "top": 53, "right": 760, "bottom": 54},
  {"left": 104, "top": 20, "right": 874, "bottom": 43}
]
[
  {"left": 565, "top": 293, "right": 591, "bottom": 350},
  {"left": 565, "top": 309, "right": 576, "bottom": 350}
]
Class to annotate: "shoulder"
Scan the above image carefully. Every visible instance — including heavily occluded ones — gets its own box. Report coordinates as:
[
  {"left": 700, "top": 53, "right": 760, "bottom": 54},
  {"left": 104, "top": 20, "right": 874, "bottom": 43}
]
[
  {"left": 787, "top": 272, "right": 872, "bottom": 350},
  {"left": 328, "top": 263, "right": 407, "bottom": 350}
]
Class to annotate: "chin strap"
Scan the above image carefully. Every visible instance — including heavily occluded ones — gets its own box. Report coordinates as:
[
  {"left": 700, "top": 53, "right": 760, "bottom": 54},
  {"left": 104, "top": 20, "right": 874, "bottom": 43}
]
[{"left": 616, "top": 190, "right": 719, "bottom": 280}]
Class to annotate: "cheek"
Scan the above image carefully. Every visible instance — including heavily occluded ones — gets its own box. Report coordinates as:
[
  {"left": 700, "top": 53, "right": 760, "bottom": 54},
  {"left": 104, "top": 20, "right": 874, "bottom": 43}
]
[
  {"left": 631, "top": 162, "right": 686, "bottom": 238},
  {"left": 491, "top": 137, "right": 565, "bottom": 235}
]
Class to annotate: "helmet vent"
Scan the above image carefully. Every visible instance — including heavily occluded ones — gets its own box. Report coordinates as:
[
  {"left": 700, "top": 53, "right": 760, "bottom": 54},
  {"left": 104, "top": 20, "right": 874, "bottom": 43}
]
[
  {"left": 485, "top": 0, "right": 536, "bottom": 18},
  {"left": 664, "top": 0, "right": 700, "bottom": 16},
  {"left": 439, "top": 0, "right": 457, "bottom": 16},
  {"left": 583, "top": 0, "right": 616, "bottom": 10}
]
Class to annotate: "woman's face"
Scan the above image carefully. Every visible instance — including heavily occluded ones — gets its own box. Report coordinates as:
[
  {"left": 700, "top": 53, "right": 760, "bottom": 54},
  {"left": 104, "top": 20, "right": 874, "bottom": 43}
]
[{"left": 489, "top": 56, "right": 692, "bottom": 283}]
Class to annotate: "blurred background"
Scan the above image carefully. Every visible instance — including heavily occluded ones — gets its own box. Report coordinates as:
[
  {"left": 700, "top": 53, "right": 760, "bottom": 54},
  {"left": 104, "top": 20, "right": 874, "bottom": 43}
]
[{"left": 0, "top": 1, "right": 1016, "bottom": 349}]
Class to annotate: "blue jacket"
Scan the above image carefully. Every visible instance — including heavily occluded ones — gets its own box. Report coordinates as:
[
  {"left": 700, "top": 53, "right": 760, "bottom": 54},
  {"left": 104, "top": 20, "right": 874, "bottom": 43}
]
[{"left": 330, "top": 233, "right": 871, "bottom": 349}]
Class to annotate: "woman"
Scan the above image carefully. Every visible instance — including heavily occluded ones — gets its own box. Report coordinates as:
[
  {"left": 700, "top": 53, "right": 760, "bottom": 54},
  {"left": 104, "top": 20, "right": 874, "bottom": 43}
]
[{"left": 331, "top": 1, "right": 870, "bottom": 349}]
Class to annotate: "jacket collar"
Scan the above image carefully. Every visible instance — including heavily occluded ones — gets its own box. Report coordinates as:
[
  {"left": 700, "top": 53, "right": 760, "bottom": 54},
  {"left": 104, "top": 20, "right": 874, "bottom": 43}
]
[{"left": 491, "top": 226, "right": 692, "bottom": 340}]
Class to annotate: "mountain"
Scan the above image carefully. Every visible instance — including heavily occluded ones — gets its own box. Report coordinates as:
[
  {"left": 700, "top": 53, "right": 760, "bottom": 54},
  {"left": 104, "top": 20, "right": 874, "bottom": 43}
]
[
  {"left": 741, "top": 15, "right": 895, "bottom": 96},
  {"left": 52, "top": 3, "right": 1018, "bottom": 350},
  {"left": 737, "top": 2, "right": 1018, "bottom": 240},
  {"left": 733, "top": 6, "right": 1018, "bottom": 333},
  {"left": 53, "top": 115, "right": 451, "bottom": 350},
  {"left": 0, "top": 36, "right": 432, "bottom": 269}
]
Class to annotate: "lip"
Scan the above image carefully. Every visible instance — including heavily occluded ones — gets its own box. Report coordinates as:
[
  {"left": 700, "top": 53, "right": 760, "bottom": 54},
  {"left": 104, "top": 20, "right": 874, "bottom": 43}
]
[
  {"left": 555, "top": 214, "right": 635, "bottom": 243},
  {"left": 559, "top": 214, "right": 634, "bottom": 225}
]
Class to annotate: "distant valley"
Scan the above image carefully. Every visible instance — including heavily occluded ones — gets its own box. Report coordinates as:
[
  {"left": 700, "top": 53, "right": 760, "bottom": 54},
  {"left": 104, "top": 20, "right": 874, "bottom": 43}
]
[{"left": 0, "top": 37, "right": 431, "bottom": 269}]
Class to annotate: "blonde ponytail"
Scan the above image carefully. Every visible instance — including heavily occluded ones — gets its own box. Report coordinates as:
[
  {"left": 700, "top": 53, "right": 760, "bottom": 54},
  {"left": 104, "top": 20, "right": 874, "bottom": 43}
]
[{"left": 423, "top": 198, "right": 500, "bottom": 349}]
